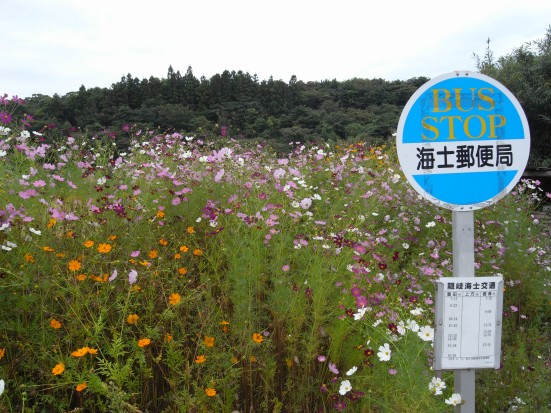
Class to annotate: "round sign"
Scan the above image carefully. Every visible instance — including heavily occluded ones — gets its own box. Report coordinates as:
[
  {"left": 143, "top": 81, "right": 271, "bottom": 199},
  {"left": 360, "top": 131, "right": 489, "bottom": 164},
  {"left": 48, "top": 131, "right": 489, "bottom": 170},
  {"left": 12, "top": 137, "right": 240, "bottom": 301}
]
[{"left": 396, "top": 71, "right": 530, "bottom": 210}]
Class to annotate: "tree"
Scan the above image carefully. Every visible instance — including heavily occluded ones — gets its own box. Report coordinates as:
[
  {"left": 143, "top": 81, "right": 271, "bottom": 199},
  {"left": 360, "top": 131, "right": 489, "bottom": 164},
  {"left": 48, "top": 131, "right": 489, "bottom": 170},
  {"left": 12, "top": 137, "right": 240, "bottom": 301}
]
[{"left": 475, "top": 27, "right": 551, "bottom": 166}]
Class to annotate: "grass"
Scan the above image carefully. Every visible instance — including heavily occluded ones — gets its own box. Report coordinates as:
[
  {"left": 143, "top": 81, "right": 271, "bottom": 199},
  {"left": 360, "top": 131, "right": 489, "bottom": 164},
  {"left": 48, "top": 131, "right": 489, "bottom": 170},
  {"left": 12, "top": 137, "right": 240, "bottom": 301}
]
[{"left": 0, "top": 124, "right": 549, "bottom": 412}]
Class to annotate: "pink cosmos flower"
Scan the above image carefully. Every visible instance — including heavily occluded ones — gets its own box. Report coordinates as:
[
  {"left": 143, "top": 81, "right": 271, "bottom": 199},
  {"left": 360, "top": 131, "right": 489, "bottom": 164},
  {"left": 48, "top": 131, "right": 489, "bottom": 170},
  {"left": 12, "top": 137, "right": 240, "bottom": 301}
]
[
  {"left": 273, "top": 168, "right": 286, "bottom": 179},
  {"left": 18, "top": 189, "right": 37, "bottom": 199},
  {"left": 328, "top": 363, "right": 339, "bottom": 374},
  {"left": 0, "top": 112, "right": 12, "bottom": 124},
  {"left": 128, "top": 269, "right": 138, "bottom": 285}
]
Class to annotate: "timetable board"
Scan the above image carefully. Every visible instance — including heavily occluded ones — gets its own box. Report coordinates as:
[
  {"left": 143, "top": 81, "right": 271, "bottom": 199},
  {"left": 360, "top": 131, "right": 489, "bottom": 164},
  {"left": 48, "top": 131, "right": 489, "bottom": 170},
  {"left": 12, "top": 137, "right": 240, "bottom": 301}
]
[{"left": 434, "top": 276, "right": 503, "bottom": 370}]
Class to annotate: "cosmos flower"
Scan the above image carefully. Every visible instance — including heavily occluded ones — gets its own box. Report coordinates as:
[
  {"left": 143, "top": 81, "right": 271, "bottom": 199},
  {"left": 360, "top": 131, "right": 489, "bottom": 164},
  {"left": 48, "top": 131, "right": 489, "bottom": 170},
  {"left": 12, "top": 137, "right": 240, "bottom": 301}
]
[
  {"left": 377, "top": 343, "right": 391, "bottom": 362},
  {"left": 52, "top": 363, "right": 65, "bottom": 375},
  {"left": 445, "top": 393, "right": 462, "bottom": 406},
  {"left": 428, "top": 376, "right": 446, "bottom": 395},
  {"left": 338, "top": 380, "right": 352, "bottom": 395}
]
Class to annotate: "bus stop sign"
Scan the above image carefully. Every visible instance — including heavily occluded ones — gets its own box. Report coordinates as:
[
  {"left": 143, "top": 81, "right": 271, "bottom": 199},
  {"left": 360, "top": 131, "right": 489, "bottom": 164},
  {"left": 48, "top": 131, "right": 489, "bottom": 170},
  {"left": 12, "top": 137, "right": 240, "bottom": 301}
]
[{"left": 396, "top": 71, "right": 530, "bottom": 210}]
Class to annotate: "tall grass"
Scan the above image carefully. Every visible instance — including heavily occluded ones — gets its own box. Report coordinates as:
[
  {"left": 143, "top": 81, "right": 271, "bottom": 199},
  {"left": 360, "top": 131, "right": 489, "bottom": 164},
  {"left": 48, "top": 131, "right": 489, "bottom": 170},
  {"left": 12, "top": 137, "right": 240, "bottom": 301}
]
[{"left": 0, "top": 123, "right": 549, "bottom": 412}]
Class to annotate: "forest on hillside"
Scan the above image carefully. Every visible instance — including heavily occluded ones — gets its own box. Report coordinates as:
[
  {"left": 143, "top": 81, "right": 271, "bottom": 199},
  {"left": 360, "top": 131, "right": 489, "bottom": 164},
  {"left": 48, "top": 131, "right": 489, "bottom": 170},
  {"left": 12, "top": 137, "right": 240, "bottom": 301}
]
[{"left": 7, "top": 28, "right": 551, "bottom": 165}]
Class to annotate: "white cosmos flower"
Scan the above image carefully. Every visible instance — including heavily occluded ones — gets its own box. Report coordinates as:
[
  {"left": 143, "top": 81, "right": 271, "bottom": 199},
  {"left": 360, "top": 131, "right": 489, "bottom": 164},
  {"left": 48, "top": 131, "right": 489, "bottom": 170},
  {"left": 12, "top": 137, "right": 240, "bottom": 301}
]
[
  {"left": 405, "top": 319, "right": 420, "bottom": 332},
  {"left": 425, "top": 221, "right": 436, "bottom": 228},
  {"left": 338, "top": 379, "right": 352, "bottom": 395},
  {"left": 346, "top": 366, "right": 358, "bottom": 376},
  {"left": 397, "top": 321, "right": 406, "bottom": 335},
  {"left": 180, "top": 150, "right": 192, "bottom": 159},
  {"left": 445, "top": 393, "right": 462, "bottom": 406},
  {"left": 29, "top": 227, "right": 42, "bottom": 235},
  {"left": 410, "top": 307, "right": 424, "bottom": 316},
  {"left": 418, "top": 325, "right": 434, "bottom": 342},
  {"left": 377, "top": 343, "right": 392, "bottom": 361},
  {"left": 353, "top": 307, "right": 367, "bottom": 321},
  {"left": 0, "top": 379, "right": 4, "bottom": 395},
  {"left": 428, "top": 376, "right": 446, "bottom": 395}
]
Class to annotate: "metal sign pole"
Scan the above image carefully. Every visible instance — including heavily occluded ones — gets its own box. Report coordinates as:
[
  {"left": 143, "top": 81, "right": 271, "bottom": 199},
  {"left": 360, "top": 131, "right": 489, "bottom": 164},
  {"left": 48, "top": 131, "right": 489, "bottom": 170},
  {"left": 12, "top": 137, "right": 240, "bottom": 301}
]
[{"left": 452, "top": 210, "right": 476, "bottom": 413}]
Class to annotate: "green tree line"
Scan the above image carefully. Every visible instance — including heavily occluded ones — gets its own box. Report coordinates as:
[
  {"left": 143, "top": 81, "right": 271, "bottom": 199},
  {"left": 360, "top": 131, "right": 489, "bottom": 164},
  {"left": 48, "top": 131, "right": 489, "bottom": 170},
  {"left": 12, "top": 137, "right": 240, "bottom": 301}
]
[
  {"left": 24, "top": 69, "right": 426, "bottom": 144},
  {"left": 17, "top": 27, "right": 551, "bottom": 165}
]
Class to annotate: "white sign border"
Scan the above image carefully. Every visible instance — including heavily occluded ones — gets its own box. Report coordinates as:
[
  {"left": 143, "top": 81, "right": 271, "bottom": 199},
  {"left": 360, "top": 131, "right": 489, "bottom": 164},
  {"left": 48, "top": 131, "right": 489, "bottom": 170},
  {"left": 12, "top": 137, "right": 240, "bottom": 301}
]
[{"left": 396, "top": 71, "right": 530, "bottom": 211}]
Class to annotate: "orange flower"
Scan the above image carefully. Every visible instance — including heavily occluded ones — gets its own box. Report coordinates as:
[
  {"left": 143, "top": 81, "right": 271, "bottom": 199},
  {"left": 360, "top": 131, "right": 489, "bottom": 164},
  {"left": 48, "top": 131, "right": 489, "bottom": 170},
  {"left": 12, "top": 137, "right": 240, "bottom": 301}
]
[
  {"left": 76, "top": 274, "right": 87, "bottom": 281},
  {"left": 173, "top": 253, "right": 181, "bottom": 259},
  {"left": 71, "top": 347, "right": 90, "bottom": 357},
  {"left": 89, "top": 274, "right": 107, "bottom": 283},
  {"left": 138, "top": 338, "right": 151, "bottom": 348},
  {"left": 139, "top": 260, "right": 150, "bottom": 267},
  {"left": 193, "top": 248, "right": 203, "bottom": 256},
  {"left": 47, "top": 218, "right": 57, "bottom": 228},
  {"left": 56, "top": 253, "right": 65, "bottom": 258},
  {"left": 148, "top": 250, "right": 158, "bottom": 259},
  {"left": 220, "top": 320, "right": 230, "bottom": 333},
  {"left": 108, "top": 235, "right": 117, "bottom": 241},
  {"left": 205, "top": 388, "right": 217, "bottom": 397},
  {"left": 187, "top": 226, "right": 195, "bottom": 234},
  {"left": 156, "top": 210, "right": 165, "bottom": 218},
  {"left": 159, "top": 238, "right": 168, "bottom": 246},
  {"left": 250, "top": 355, "right": 257, "bottom": 363},
  {"left": 87, "top": 348, "right": 98, "bottom": 355},
  {"left": 0, "top": 348, "right": 5, "bottom": 360},
  {"left": 164, "top": 333, "right": 173, "bottom": 343},
  {"left": 50, "top": 319, "right": 62, "bottom": 329},
  {"left": 97, "top": 243, "right": 112, "bottom": 253},
  {"left": 127, "top": 314, "right": 139, "bottom": 325},
  {"left": 179, "top": 245, "right": 189, "bottom": 252},
  {"left": 178, "top": 267, "right": 188, "bottom": 275},
  {"left": 168, "top": 293, "right": 181, "bottom": 305},
  {"left": 252, "top": 333, "right": 263, "bottom": 343},
  {"left": 203, "top": 336, "right": 215, "bottom": 347},
  {"left": 68, "top": 260, "right": 82, "bottom": 272},
  {"left": 83, "top": 240, "right": 94, "bottom": 248},
  {"left": 24, "top": 253, "right": 34, "bottom": 263},
  {"left": 52, "top": 362, "right": 65, "bottom": 375},
  {"left": 75, "top": 382, "right": 87, "bottom": 392},
  {"left": 42, "top": 246, "right": 55, "bottom": 252},
  {"left": 195, "top": 354, "right": 206, "bottom": 364}
]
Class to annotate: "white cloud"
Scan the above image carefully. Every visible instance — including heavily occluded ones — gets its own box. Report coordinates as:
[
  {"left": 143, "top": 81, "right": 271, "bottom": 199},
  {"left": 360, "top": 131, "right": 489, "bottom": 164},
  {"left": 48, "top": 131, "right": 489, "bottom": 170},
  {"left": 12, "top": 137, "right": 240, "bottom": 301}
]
[{"left": 1, "top": 0, "right": 550, "bottom": 97}]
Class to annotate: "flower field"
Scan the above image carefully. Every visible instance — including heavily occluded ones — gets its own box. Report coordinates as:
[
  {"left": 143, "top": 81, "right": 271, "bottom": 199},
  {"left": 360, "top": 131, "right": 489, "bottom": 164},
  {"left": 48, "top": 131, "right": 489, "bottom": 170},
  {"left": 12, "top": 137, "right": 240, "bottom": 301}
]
[{"left": 0, "top": 96, "right": 550, "bottom": 412}]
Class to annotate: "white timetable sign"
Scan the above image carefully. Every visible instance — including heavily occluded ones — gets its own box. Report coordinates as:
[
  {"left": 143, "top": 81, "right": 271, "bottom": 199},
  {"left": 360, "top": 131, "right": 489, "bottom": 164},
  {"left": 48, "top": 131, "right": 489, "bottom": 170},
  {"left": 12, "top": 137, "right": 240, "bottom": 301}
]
[{"left": 434, "top": 276, "right": 503, "bottom": 370}]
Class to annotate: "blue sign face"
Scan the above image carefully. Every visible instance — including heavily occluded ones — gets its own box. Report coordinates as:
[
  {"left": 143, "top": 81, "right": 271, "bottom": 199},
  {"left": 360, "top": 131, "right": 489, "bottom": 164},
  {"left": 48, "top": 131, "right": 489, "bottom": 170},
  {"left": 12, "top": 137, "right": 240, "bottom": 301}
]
[{"left": 396, "top": 71, "right": 530, "bottom": 210}]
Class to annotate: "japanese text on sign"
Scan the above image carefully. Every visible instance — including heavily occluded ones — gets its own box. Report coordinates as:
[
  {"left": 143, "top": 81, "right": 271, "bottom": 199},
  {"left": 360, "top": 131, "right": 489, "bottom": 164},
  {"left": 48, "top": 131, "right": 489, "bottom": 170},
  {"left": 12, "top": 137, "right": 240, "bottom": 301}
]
[
  {"left": 434, "top": 276, "right": 503, "bottom": 370},
  {"left": 417, "top": 144, "right": 513, "bottom": 170}
]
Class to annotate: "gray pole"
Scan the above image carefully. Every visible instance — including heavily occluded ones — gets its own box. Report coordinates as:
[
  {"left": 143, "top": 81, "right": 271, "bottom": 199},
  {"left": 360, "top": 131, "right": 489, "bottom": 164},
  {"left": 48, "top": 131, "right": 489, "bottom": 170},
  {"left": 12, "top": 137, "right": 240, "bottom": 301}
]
[{"left": 452, "top": 210, "right": 476, "bottom": 413}]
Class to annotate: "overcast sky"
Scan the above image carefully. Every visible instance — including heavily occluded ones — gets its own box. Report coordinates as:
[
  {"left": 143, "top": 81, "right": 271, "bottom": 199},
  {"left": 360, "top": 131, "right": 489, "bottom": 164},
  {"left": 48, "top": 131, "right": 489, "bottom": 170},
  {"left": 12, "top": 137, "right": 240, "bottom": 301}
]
[{"left": 2, "top": 0, "right": 550, "bottom": 98}]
